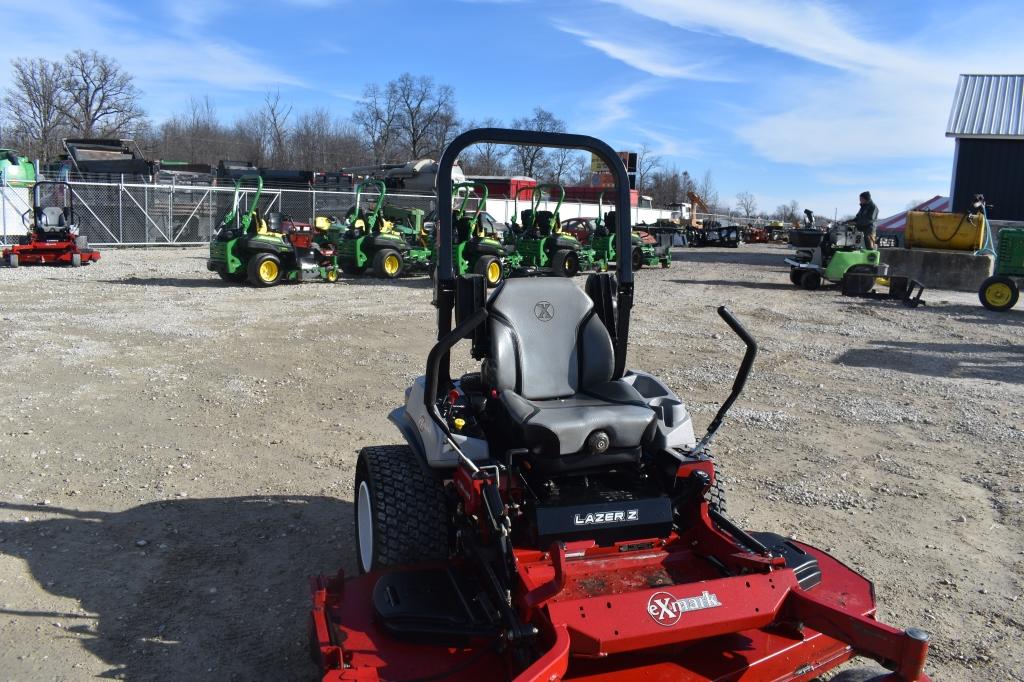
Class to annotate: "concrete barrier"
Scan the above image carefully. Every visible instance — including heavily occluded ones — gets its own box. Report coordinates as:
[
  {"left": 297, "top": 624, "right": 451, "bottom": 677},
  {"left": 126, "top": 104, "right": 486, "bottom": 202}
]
[{"left": 880, "top": 248, "right": 993, "bottom": 292}]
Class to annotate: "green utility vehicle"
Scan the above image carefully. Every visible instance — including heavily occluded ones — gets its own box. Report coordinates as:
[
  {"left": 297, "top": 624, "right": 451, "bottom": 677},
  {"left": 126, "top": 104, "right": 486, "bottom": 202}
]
[
  {"left": 207, "top": 174, "right": 339, "bottom": 286},
  {"left": 505, "top": 183, "right": 596, "bottom": 276},
  {"left": 784, "top": 219, "right": 883, "bottom": 290},
  {"left": 979, "top": 227, "right": 1024, "bottom": 311},
  {"left": 0, "top": 149, "right": 35, "bottom": 186}
]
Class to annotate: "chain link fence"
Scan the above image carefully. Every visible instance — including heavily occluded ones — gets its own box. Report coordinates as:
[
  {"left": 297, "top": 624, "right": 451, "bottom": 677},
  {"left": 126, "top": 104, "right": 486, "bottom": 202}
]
[
  {"left": 0, "top": 179, "right": 437, "bottom": 246},
  {"left": 1, "top": 177, "right": 685, "bottom": 246}
]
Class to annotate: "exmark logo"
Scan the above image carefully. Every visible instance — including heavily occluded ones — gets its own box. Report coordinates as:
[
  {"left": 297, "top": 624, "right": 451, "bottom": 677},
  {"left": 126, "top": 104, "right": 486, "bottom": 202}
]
[
  {"left": 573, "top": 509, "right": 638, "bottom": 525},
  {"left": 647, "top": 590, "right": 722, "bottom": 626}
]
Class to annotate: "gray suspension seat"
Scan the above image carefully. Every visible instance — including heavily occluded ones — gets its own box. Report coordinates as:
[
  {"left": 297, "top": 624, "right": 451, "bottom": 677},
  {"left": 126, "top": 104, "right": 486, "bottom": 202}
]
[{"left": 485, "top": 278, "right": 656, "bottom": 466}]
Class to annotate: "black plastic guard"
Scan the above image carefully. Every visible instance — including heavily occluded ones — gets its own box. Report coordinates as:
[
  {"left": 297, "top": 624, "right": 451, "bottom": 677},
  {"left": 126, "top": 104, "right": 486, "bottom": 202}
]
[
  {"left": 749, "top": 532, "right": 823, "bottom": 590},
  {"left": 372, "top": 567, "right": 501, "bottom": 646}
]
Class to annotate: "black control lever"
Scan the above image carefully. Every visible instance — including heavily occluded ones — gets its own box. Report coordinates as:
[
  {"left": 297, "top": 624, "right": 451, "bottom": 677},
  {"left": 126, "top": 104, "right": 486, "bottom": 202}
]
[{"left": 692, "top": 306, "right": 757, "bottom": 456}]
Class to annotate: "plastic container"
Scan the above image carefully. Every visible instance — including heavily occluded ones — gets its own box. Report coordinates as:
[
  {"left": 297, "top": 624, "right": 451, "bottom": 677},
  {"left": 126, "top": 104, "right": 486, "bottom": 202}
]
[
  {"left": 905, "top": 211, "right": 985, "bottom": 251},
  {"left": 789, "top": 229, "right": 826, "bottom": 247}
]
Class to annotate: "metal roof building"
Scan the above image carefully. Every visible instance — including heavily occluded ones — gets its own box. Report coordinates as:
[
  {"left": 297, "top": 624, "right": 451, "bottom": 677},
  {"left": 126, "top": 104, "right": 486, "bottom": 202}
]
[{"left": 947, "top": 75, "right": 1024, "bottom": 219}]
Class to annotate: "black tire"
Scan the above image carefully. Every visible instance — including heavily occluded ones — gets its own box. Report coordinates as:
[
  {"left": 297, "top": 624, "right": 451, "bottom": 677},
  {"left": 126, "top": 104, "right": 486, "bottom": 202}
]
[
  {"left": 7, "top": 254, "right": 18, "bottom": 268},
  {"left": 551, "top": 249, "right": 580, "bottom": 277},
  {"left": 373, "top": 248, "right": 404, "bottom": 279},
  {"left": 826, "top": 667, "right": 892, "bottom": 682},
  {"left": 354, "top": 445, "right": 448, "bottom": 574},
  {"left": 632, "top": 248, "right": 643, "bottom": 270},
  {"left": 801, "top": 269, "right": 821, "bottom": 291},
  {"left": 247, "top": 252, "right": 283, "bottom": 287},
  {"left": 216, "top": 267, "right": 246, "bottom": 284},
  {"left": 705, "top": 460, "right": 727, "bottom": 515},
  {"left": 978, "top": 275, "right": 1019, "bottom": 312},
  {"left": 789, "top": 269, "right": 803, "bottom": 286},
  {"left": 341, "top": 260, "right": 367, "bottom": 276},
  {"left": 473, "top": 255, "right": 503, "bottom": 287}
]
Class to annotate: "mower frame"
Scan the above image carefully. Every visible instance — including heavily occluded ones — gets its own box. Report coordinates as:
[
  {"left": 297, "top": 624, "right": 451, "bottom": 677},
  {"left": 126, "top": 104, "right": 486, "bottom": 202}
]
[{"left": 309, "top": 128, "right": 932, "bottom": 682}]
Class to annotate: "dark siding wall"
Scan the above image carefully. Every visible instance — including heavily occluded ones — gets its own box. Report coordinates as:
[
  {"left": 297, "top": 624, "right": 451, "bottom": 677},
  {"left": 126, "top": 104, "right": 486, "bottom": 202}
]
[{"left": 952, "top": 138, "right": 1024, "bottom": 220}]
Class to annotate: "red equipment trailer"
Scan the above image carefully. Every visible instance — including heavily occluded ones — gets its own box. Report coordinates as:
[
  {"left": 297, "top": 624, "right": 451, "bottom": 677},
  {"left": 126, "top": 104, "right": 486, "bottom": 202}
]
[
  {"left": 3, "top": 181, "right": 100, "bottom": 267},
  {"left": 309, "top": 129, "right": 930, "bottom": 682}
]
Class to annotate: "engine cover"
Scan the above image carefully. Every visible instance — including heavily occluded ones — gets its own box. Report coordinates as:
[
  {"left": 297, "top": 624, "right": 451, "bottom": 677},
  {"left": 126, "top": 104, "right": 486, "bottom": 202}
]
[{"left": 530, "top": 496, "right": 673, "bottom": 547}]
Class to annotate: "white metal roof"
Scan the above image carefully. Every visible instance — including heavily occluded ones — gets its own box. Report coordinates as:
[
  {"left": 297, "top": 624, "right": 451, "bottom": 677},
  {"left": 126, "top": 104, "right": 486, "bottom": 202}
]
[{"left": 946, "top": 74, "right": 1024, "bottom": 139}]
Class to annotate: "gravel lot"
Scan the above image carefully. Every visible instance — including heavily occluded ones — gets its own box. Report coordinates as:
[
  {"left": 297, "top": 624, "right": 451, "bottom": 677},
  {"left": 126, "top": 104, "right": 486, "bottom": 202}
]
[{"left": 0, "top": 244, "right": 1021, "bottom": 681}]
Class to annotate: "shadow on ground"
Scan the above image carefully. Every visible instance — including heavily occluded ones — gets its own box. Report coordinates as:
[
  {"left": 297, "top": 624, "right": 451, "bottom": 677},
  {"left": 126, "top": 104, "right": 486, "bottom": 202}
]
[
  {"left": 835, "top": 340, "right": 1024, "bottom": 383},
  {"left": 99, "top": 275, "right": 435, "bottom": 290},
  {"left": 671, "top": 278, "right": 797, "bottom": 292},
  {"left": 670, "top": 247, "right": 788, "bottom": 269},
  {"left": 0, "top": 496, "right": 353, "bottom": 681},
  {"left": 912, "top": 302, "right": 1024, "bottom": 326}
]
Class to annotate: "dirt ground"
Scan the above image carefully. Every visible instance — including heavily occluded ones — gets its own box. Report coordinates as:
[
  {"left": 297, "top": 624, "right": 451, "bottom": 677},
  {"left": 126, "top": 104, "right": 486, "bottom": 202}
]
[{"left": 0, "top": 244, "right": 1021, "bottom": 682}]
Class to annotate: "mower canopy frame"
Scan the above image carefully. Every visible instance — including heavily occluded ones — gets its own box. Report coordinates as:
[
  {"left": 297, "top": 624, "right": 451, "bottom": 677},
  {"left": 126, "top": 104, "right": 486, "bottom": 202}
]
[{"left": 434, "top": 128, "right": 635, "bottom": 374}]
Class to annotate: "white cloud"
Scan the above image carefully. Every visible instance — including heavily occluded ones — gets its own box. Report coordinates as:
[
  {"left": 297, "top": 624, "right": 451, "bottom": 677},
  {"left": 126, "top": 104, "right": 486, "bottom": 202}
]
[
  {"left": 587, "top": 81, "right": 665, "bottom": 130},
  {"left": 0, "top": 0, "right": 306, "bottom": 120},
  {"left": 556, "top": 24, "right": 730, "bottom": 80},
  {"left": 601, "top": 0, "right": 1024, "bottom": 166}
]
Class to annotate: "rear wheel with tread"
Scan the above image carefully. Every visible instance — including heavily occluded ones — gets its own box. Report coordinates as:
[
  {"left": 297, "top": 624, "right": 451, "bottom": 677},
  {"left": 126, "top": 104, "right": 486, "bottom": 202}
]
[
  {"left": 473, "top": 255, "right": 503, "bottom": 287},
  {"left": 354, "top": 445, "right": 449, "bottom": 574},
  {"left": 705, "top": 459, "right": 727, "bottom": 515},
  {"left": 801, "top": 269, "right": 821, "bottom": 291},
  {"left": 217, "top": 267, "right": 246, "bottom": 284},
  {"left": 789, "top": 268, "right": 803, "bottom": 286},
  {"left": 247, "top": 253, "right": 283, "bottom": 287},
  {"left": 824, "top": 667, "right": 892, "bottom": 682},
  {"left": 551, "top": 249, "right": 580, "bottom": 277},
  {"left": 632, "top": 248, "right": 643, "bottom": 271},
  {"left": 373, "top": 248, "right": 404, "bottom": 279},
  {"left": 979, "top": 275, "right": 1018, "bottom": 311}
]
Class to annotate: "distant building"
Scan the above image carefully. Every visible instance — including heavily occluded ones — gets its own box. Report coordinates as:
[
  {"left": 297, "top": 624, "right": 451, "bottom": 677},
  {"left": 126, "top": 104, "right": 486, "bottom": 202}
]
[{"left": 946, "top": 74, "right": 1024, "bottom": 220}]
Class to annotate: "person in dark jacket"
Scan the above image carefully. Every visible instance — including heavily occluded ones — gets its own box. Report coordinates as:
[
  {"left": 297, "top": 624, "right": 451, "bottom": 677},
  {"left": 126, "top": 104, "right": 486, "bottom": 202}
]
[{"left": 853, "top": 191, "right": 879, "bottom": 249}]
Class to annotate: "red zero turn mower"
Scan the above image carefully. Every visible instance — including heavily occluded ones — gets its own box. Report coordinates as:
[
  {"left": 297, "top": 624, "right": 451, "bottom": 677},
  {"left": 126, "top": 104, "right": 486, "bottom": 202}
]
[
  {"left": 2, "top": 181, "right": 100, "bottom": 267},
  {"left": 309, "top": 130, "right": 931, "bottom": 682}
]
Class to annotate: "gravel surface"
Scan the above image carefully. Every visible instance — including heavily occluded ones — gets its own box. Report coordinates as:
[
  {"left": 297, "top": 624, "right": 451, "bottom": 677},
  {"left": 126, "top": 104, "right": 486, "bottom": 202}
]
[{"left": 0, "top": 244, "right": 1021, "bottom": 681}]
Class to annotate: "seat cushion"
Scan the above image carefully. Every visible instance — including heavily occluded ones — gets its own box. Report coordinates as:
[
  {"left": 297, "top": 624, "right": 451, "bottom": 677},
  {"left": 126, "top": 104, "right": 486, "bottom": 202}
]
[{"left": 501, "top": 382, "right": 655, "bottom": 457}]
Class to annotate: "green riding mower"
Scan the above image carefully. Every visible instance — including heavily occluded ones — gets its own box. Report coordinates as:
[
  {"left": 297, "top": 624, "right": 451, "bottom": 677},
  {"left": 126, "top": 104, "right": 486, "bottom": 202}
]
[
  {"left": 442, "top": 182, "right": 515, "bottom": 287},
  {"left": 585, "top": 191, "right": 670, "bottom": 271},
  {"left": 333, "top": 180, "right": 425, "bottom": 279},
  {"left": 207, "top": 174, "right": 340, "bottom": 287},
  {"left": 785, "top": 216, "right": 883, "bottom": 291},
  {"left": 505, "top": 183, "right": 597, "bottom": 277}
]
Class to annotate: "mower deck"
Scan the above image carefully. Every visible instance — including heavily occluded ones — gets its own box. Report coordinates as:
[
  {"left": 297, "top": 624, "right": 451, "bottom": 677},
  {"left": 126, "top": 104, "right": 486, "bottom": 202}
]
[
  {"left": 311, "top": 538, "right": 928, "bottom": 681},
  {"left": 4, "top": 239, "right": 101, "bottom": 266}
]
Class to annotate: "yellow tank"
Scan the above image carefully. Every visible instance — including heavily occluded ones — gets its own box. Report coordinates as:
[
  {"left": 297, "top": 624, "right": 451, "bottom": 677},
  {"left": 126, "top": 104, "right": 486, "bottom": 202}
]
[{"left": 904, "top": 211, "right": 985, "bottom": 251}]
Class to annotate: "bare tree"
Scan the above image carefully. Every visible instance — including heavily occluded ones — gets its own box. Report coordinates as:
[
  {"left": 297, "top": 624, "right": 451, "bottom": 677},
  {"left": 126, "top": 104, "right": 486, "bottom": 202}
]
[
  {"left": 261, "top": 91, "right": 292, "bottom": 166},
  {"left": 352, "top": 81, "right": 401, "bottom": 164},
  {"left": 774, "top": 200, "right": 800, "bottom": 223},
  {"left": 58, "top": 50, "right": 145, "bottom": 137},
  {"left": 735, "top": 191, "right": 758, "bottom": 219},
  {"left": 695, "top": 169, "right": 720, "bottom": 213},
  {"left": 510, "top": 107, "right": 565, "bottom": 178},
  {"left": 636, "top": 143, "right": 661, "bottom": 194},
  {"left": 2, "top": 57, "right": 68, "bottom": 160},
  {"left": 460, "top": 117, "right": 510, "bottom": 175},
  {"left": 391, "top": 73, "right": 457, "bottom": 159},
  {"left": 290, "top": 109, "right": 369, "bottom": 170},
  {"left": 547, "top": 148, "right": 583, "bottom": 184}
]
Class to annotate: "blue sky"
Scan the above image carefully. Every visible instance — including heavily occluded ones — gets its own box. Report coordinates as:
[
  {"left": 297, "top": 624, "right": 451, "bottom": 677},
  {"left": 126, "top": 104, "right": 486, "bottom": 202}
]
[{"left": 2, "top": 0, "right": 1021, "bottom": 217}]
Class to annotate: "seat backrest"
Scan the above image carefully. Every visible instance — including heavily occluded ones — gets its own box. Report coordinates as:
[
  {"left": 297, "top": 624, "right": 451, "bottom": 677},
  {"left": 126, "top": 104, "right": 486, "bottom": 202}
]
[
  {"left": 488, "top": 278, "right": 614, "bottom": 400},
  {"left": 40, "top": 207, "right": 65, "bottom": 230}
]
